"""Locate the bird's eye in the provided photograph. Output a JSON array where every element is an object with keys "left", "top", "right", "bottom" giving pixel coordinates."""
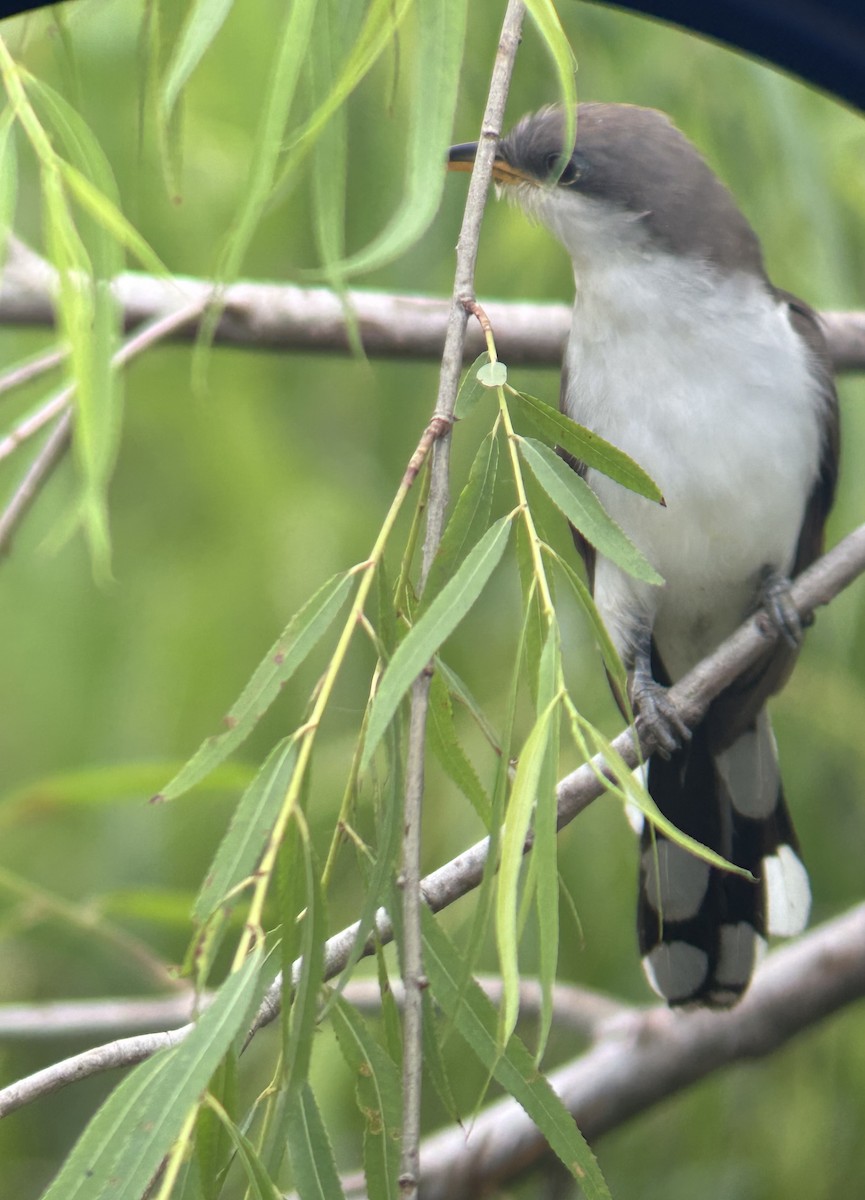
[{"left": 545, "top": 152, "right": 580, "bottom": 185}]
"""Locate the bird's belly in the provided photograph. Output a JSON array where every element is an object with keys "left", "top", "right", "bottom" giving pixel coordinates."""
[{"left": 566, "top": 293, "right": 823, "bottom": 679}]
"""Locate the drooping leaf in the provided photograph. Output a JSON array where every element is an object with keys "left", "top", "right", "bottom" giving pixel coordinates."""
[
  {"left": 201, "top": 1093, "right": 282, "bottom": 1200},
  {"left": 422, "top": 428, "right": 499, "bottom": 609},
  {"left": 161, "top": 0, "right": 235, "bottom": 123},
  {"left": 283, "top": 822, "right": 327, "bottom": 1096},
  {"left": 362, "top": 515, "right": 512, "bottom": 771},
  {"left": 194, "top": 740, "right": 299, "bottom": 924},
  {"left": 532, "top": 630, "right": 562, "bottom": 1061},
  {"left": 286, "top": 1082, "right": 347, "bottom": 1200},
  {"left": 496, "top": 693, "right": 560, "bottom": 1043},
  {"left": 510, "top": 389, "right": 662, "bottom": 502},
  {"left": 423, "top": 912, "right": 611, "bottom": 1200},
  {"left": 518, "top": 437, "right": 663, "bottom": 585},
  {"left": 427, "top": 669, "right": 491, "bottom": 825},
  {"left": 453, "top": 352, "right": 492, "bottom": 420},
  {"left": 157, "top": 571, "right": 352, "bottom": 801},
  {"left": 331, "top": 998, "right": 402, "bottom": 1200},
  {"left": 330, "top": 0, "right": 468, "bottom": 276},
  {"left": 41, "top": 950, "right": 263, "bottom": 1200}
]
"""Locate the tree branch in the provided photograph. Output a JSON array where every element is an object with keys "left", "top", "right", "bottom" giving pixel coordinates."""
[
  {"left": 2, "top": 238, "right": 864, "bottom": 371},
  {"left": 1, "top": 520, "right": 862, "bottom": 1121}
]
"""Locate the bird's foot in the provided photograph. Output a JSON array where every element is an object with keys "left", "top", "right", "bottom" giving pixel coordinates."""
[
  {"left": 756, "top": 567, "right": 807, "bottom": 648},
  {"left": 630, "top": 673, "right": 691, "bottom": 759}
]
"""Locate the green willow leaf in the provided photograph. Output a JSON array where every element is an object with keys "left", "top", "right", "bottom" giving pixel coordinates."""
[
  {"left": 362, "top": 515, "right": 512, "bottom": 771},
  {"left": 41, "top": 950, "right": 263, "bottom": 1200},
  {"left": 422, "top": 428, "right": 499, "bottom": 609},
  {"left": 194, "top": 740, "right": 298, "bottom": 923},
  {"left": 0, "top": 109, "right": 18, "bottom": 271},
  {"left": 523, "top": 0, "right": 577, "bottom": 154},
  {"left": 202, "top": 1094, "right": 282, "bottom": 1200},
  {"left": 548, "top": 546, "right": 629, "bottom": 707},
  {"left": 332, "top": 0, "right": 467, "bottom": 276},
  {"left": 453, "top": 352, "right": 492, "bottom": 420},
  {"left": 286, "top": 1082, "right": 347, "bottom": 1200},
  {"left": 331, "top": 998, "right": 401, "bottom": 1200},
  {"left": 564, "top": 701, "right": 751, "bottom": 879},
  {"left": 283, "top": 829, "right": 326, "bottom": 1096},
  {"left": 510, "top": 389, "right": 662, "bottom": 502},
  {"left": 423, "top": 911, "right": 611, "bottom": 1200},
  {"left": 158, "top": 571, "right": 352, "bottom": 801},
  {"left": 496, "top": 693, "right": 559, "bottom": 1043},
  {"left": 161, "top": 0, "right": 235, "bottom": 122},
  {"left": 518, "top": 437, "right": 663, "bottom": 585},
  {"left": 427, "top": 669, "right": 491, "bottom": 825},
  {"left": 532, "top": 630, "right": 562, "bottom": 1061}
]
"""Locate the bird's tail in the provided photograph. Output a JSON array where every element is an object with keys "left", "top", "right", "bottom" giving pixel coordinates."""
[{"left": 637, "top": 708, "right": 810, "bottom": 1007}]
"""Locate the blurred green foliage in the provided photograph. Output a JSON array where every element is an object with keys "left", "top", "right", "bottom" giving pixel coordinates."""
[{"left": 0, "top": 1, "right": 864, "bottom": 1196}]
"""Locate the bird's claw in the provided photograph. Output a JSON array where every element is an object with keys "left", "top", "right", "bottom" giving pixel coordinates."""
[
  {"left": 757, "top": 567, "right": 803, "bottom": 648},
  {"left": 631, "top": 678, "right": 691, "bottom": 759}
]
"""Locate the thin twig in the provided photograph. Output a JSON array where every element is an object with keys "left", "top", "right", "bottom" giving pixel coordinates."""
[
  {"left": 0, "top": 298, "right": 208, "bottom": 556},
  {"left": 398, "top": 6, "right": 527, "bottom": 1194},
  {"left": 0, "top": 343, "right": 66, "bottom": 400},
  {"left": 2, "top": 520, "right": 862, "bottom": 1120},
  {"left": 0, "top": 978, "right": 625, "bottom": 1042}
]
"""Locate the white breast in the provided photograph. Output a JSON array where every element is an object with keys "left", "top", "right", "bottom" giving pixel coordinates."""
[{"left": 560, "top": 251, "right": 824, "bottom": 679}]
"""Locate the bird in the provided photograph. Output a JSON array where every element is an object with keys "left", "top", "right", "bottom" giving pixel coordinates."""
[{"left": 448, "top": 103, "right": 839, "bottom": 1007}]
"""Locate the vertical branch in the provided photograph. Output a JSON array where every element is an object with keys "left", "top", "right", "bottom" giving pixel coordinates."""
[{"left": 397, "top": 3, "right": 527, "bottom": 1196}]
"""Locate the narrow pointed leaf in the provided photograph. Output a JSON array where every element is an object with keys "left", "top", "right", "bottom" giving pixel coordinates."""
[
  {"left": 331, "top": 998, "right": 401, "bottom": 1200},
  {"left": 423, "top": 912, "right": 611, "bottom": 1199},
  {"left": 333, "top": 0, "right": 467, "bottom": 276},
  {"left": 194, "top": 740, "right": 298, "bottom": 922},
  {"left": 362, "top": 516, "right": 512, "bottom": 771},
  {"left": 565, "top": 701, "right": 752, "bottom": 878},
  {"left": 427, "top": 670, "right": 491, "bottom": 825},
  {"left": 422, "top": 428, "right": 499, "bottom": 609},
  {"left": 161, "top": 0, "right": 235, "bottom": 121},
  {"left": 158, "top": 572, "right": 352, "bottom": 800},
  {"left": 453, "top": 352, "right": 492, "bottom": 420},
  {"left": 202, "top": 1095, "right": 282, "bottom": 1200},
  {"left": 286, "top": 1082, "right": 346, "bottom": 1200},
  {"left": 518, "top": 437, "right": 662, "bottom": 584},
  {"left": 510, "top": 389, "right": 662, "bottom": 501},
  {"left": 524, "top": 1, "right": 577, "bottom": 140},
  {"left": 41, "top": 950, "right": 263, "bottom": 1200},
  {"left": 497, "top": 695, "right": 559, "bottom": 1042}
]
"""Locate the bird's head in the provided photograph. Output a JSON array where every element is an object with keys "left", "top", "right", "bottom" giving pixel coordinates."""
[{"left": 449, "top": 103, "right": 765, "bottom": 278}]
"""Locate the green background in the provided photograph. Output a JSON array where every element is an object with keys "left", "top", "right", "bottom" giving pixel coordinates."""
[{"left": 0, "top": 1, "right": 864, "bottom": 1195}]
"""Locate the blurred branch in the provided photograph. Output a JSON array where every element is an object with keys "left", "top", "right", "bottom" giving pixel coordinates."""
[
  {"left": 0, "top": 978, "right": 624, "bottom": 1042},
  {"left": 3, "top": 237, "right": 864, "bottom": 371},
  {"left": 0, "top": 297, "right": 207, "bottom": 556},
  {"left": 1, "top": 519, "right": 863, "bottom": 1122},
  {"left": 407, "top": 903, "right": 865, "bottom": 1200}
]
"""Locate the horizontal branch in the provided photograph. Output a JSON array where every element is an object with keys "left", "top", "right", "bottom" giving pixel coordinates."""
[
  {"left": 2, "top": 520, "right": 862, "bottom": 1121},
  {"left": 2, "top": 238, "right": 865, "bottom": 371},
  {"left": 0, "top": 978, "right": 624, "bottom": 1043}
]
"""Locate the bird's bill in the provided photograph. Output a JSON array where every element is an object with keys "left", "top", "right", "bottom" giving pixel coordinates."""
[{"left": 447, "top": 142, "right": 533, "bottom": 185}]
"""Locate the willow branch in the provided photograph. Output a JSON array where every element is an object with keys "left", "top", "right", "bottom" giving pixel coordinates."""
[
  {"left": 2, "top": 239, "right": 864, "bottom": 371},
  {"left": 1, "top": 520, "right": 862, "bottom": 1120},
  {"left": 398, "top": 5, "right": 526, "bottom": 1193}
]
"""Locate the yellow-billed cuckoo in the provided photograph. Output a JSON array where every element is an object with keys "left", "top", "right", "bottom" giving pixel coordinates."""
[{"left": 448, "top": 103, "right": 839, "bottom": 1007}]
